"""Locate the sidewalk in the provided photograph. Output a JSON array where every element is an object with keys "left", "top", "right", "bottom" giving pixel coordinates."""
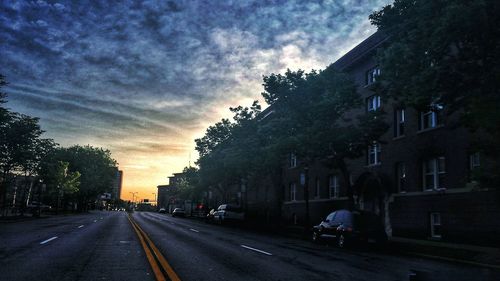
[
  {"left": 0, "top": 213, "right": 39, "bottom": 223},
  {"left": 389, "top": 236, "right": 500, "bottom": 269},
  {"left": 277, "top": 223, "right": 500, "bottom": 268}
]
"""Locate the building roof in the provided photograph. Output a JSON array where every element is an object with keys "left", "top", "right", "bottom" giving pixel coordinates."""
[{"left": 330, "top": 30, "right": 388, "bottom": 71}]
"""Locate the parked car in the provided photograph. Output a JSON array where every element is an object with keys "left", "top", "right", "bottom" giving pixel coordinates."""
[
  {"left": 172, "top": 208, "right": 185, "bottom": 217},
  {"left": 158, "top": 208, "right": 166, "bottom": 213},
  {"left": 213, "top": 204, "right": 244, "bottom": 224},
  {"left": 312, "top": 209, "right": 387, "bottom": 248}
]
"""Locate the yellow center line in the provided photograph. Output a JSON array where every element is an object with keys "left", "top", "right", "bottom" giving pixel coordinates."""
[
  {"left": 128, "top": 214, "right": 182, "bottom": 281},
  {"left": 127, "top": 215, "right": 167, "bottom": 281}
]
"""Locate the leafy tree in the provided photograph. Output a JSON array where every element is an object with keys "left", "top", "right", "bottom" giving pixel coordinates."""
[
  {"left": 260, "top": 68, "right": 388, "bottom": 208},
  {"left": 370, "top": 0, "right": 500, "bottom": 185},
  {"left": 0, "top": 74, "right": 9, "bottom": 124},
  {"left": 48, "top": 161, "right": 80, "bottom": 194},
  {"left": 195, "top": 101, "right": 263, "bottom": 203},
  {"left": 0, "top": 74, "right": 59, "bottom": 214},
  {"left": 42, "top": 145, "right": 117, "bottom": 211},
  {"left": 176, "top": 166, "right": 201, "bottom": 201}
]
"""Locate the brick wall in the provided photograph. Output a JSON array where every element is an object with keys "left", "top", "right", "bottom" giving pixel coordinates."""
[{"left": 390, "top": 190, "right": 500, "bottom": 245}]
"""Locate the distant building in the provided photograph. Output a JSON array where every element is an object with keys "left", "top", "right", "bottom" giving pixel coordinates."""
[
  {"left": 111, "top": 168, "right": 123, "bottom": 200},
  {"left": 157, "top": 172, "right": 185, "bottom": 212}
]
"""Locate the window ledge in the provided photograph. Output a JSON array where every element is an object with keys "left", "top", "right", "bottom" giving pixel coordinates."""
[
  {"left": 417, "top": 125, "right": 444, "bottom": 135},
  {"left": 366, "top": 163, "right": 382, "bottom": 168},
  {"left": 392, "top": 135, "right": 406, "bottom": 141}
]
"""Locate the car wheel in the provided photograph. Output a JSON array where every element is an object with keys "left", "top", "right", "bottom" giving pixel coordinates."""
[{"left": 337, "top": 233, "right": 346, "bottom": 248}]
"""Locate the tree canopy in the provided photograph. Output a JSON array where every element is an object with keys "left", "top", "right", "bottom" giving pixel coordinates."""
[
  {"left": 370, "top": 0, "right": 500, "bottom": 185},
  {"left": 196, "top": 67, "right": 388, "bottom": 208},
  {"left": 41, "top": 145, "right": 117, "bottom": 210}
]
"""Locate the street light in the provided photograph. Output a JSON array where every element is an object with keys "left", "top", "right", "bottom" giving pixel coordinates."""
[
  {"left": 152, "top": 193, "right": 157, "bottom": 207},
  {"left": 129, "top": 192, "right": 138, "bottom": 203},
  {"left": 129, "top": 192, "right": 138, "bottom": 210}
]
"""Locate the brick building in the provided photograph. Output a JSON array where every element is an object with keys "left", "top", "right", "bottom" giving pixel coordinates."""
[{"left": 279, "top": 31, "right": 500, "bottom": 245}]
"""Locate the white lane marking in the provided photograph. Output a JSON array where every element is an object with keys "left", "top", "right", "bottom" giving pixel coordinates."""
[
  {"left": 93, "top": 220, "right": 97, "bottom": 222},
  {"left": 40, "top": 236, "right": 58, "bottom": 245},
  {"left": 78, "top": 225, "right": 84, "bottom": 228},
  {"left": 189, "top": 228, "right": 199, "bottom": 233},
  {"left": 100, "top": 217, "right": 103, "bottom": 220},
  {"left": 240, "top": 245, "right": 272, "bottom": 256}
]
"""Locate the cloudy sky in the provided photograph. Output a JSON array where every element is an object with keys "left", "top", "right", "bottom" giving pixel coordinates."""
[{"left": 0, "top": 0, "right": 391, "bottom": 201}]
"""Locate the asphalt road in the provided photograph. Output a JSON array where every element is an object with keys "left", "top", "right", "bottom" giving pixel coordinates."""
[
  {"left": 1, "top": 211, "right": 499, "bottom": 281},
  {"left": 132, "top": 211, "right": 500, "bottom": 281},
  {"left": 0, "top": 211, "right": 154, "bottom": 281}
]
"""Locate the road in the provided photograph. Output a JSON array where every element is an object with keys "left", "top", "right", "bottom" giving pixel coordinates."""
[{"left": 1, "top": 211, "right": 499, "bottom": 281}]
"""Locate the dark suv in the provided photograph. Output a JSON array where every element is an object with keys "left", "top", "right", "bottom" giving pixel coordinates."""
[{"left": 312, "top": 209, "right": 387, "bottom": 248}]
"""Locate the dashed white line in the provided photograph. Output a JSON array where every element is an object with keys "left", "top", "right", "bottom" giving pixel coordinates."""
[
  {"left": 78, "top": 225, "right": 84, "bottom": 228},
  {"left": 93, "top": 220, "right": 97, "bottom": 223},
  {"left": 40, "top": 236, "right": 58, "bottom": 245},
  {"left": 240, "top": 245, "right": 272, "bottom": 256},
  {"left": 189, "top": 228, "right": 199, "bottom": 233}
]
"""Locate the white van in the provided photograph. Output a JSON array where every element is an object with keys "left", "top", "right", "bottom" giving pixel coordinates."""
[{"left": 214, "top": 204, "right": 245, "bottom": 224}]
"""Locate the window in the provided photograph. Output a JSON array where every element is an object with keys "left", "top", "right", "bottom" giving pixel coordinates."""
[
  {"left": 315, "top": 178, "right": 320, "bottom": 198},
  {"left": 366, "top": 66, "right": 380, "bottom": 85},
  {"left": 469, "top": 152, "right": 480, "bottom": 170},
  {"left": 367, "top": 142, "right": 381, "bottom": 165},
  {"left": 394, "top": 108, "right": 405, "bottom": 137},
  {"left": 396, "top": 162, "right": 406, "bottom": 192},
  {"left": 430, "top": 212, "right": 442, "bottom": 238},
  {"left": 289, "top": 183, "right": 296, "bottom": 201},
  {"left": 423, "top": 157, "right": 446, "bottom": 190},
  {"left": 367, "top": 95, "right": 381, "bottom": 112},
  {"left": 329, "top": 175, "right": 339, "bottom": 198},
  {"left": 289, "top": 152, "right": 297, "bottom": 168},
  {"left": 419, "top": 104, "right": 443, "bottom": 130}
]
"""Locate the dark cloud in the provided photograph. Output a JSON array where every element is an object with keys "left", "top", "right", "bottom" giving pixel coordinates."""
[{"left": 0, "top": 0, "right": 391, "bottom": 190}]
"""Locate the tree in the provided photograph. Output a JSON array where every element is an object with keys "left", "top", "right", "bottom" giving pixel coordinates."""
[
  {"left": 0, "top": 74, "right": 59, "bottom": 214},
  {"left": 260, "top": 68, "right": 389, "bottom": 209},
  {"left": 195, "top": 101, "right": 263, "bottom": 203},
  {"left": 42, "top": 145, "right": 117, "bottom": 211},
  {"left": 176, "top": 166, "right": 201, "bottom": 201},
  {"left": 370, "top": 0, "right": 500, "bottom": 185},
  {"left": 50, "top": 161, "right": 80, "bottom": 214},
  {"left": 0, "top": 74, "right": 9, "bottom": 124}
]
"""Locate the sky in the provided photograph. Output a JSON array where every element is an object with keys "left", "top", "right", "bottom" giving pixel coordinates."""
[{"left": 0, "top": 0, "right": 391, "bottom": 202}]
